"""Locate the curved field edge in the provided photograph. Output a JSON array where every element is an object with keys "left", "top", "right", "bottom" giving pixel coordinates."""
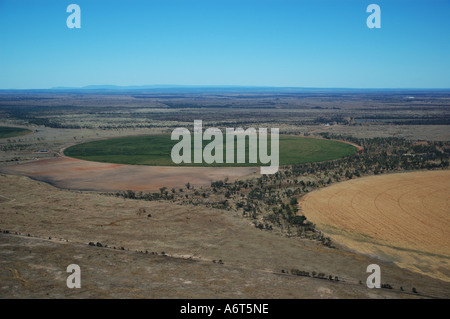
[
  {"left": 63, "top": 135, "right": 357, "bottom": 167},
  {"left": 0, "top": 126, "right": 32, "bottom": 139},
  {"left": 300, "top": 170, "right": 450, "bottom": 282}
]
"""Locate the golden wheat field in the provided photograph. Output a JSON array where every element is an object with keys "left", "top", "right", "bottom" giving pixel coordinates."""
[{"left": 300, "top": 170, "right": 450, "bottom": 282}]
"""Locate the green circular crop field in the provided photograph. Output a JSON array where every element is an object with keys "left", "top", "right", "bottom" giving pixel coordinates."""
[
  {"left": 64, "top": 135, "right": 357, "bottom": 167},
  {"left": 0, "top": 126, "right": 31, "bottom": 139}
]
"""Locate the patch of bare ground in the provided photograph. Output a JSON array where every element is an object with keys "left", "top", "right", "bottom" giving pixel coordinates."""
[
  {"left": 0, "top": 157, "right": 258, "bottom": 192},
  {"left": 1, "top": 174, "right": 449, "bottom": 298},
  {"left": 301, "top": 170, "right": 450, "bottom": 283}
]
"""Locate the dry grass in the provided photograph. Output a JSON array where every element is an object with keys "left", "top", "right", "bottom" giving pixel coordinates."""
[{"left": 1, "top": 174, "right": 448, "bottom": 298}]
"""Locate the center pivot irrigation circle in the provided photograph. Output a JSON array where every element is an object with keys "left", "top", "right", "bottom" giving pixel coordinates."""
[{"left": 64, "top": 135, "right": 358, "bottom": 167}]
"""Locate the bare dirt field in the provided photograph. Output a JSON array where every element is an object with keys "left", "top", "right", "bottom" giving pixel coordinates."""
[
  {"left": 0, "top": 157, "right": 258, "bottom": 192},
  {"left": 1, "top": 174, "right": 449, "bottom": 298},
  {"left": 300, "top": 170, "right": 450, "bottom": 282}
]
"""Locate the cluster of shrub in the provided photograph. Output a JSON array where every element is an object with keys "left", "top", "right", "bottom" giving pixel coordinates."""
[{"left": 285, "top": 268, "right": 339, "bottom": 282}]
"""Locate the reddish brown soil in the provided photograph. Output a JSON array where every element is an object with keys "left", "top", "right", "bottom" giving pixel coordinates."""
[{"left": 0, "top": 157, "right": 258, "bottom": 192}]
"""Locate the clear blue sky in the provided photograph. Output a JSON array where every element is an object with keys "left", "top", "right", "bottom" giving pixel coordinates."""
[{"left": 0, "top": 0, "right": 449, "bottom": 89}]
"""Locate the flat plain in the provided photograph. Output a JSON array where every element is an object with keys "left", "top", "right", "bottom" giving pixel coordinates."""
[{"left": 0, "top": 89, "right": 449, "bottom": 298}]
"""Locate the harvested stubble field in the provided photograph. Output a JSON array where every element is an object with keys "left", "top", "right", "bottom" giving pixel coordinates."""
[{"left": 301, "top": 170, "right": 450, "bottom": 282}]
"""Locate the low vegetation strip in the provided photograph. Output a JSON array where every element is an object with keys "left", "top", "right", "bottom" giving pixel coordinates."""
[{"left": 64, "top": 135, "right": 357, "bottom": 167}]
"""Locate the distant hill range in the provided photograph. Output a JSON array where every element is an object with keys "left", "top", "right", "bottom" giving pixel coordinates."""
[
  {"left": 52, "top": 85, "right": 191, "bottom": 90},
  {"left": 52, "top": 84, "right": 313, "bottom": 91},
  {"left": 47, "top": 85, "right": 357, "bottom": 93}
]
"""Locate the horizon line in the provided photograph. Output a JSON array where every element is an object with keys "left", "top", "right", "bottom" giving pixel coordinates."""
[{"left": 1, "top": 84, "right": 450, "bottom": 91}]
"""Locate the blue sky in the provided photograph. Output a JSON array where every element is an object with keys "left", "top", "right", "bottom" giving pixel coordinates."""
[{"left": 0, "top": 0, "right": 449, "bottom": 89}]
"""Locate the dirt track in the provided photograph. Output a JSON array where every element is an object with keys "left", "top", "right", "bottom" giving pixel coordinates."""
[
  {"left": 0, "top": 157, "right": 258, "bottom": 192},
  {"left": 300, "top": 170, "right": 450, "bottom": 282}
]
